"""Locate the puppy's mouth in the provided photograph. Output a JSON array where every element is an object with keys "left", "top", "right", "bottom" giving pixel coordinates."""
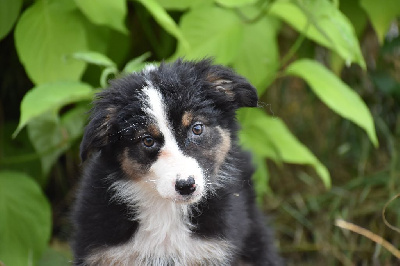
[{"left": 171, "top": 191, "right": 204, "bottom": 204}]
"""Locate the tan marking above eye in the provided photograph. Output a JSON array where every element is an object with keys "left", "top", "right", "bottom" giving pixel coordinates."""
[
  {"left": 182, "top": 111, "right": 194, "bottom": 127},
  {"left": 147, "top": 124, "right": 161, "bottom": 137}
]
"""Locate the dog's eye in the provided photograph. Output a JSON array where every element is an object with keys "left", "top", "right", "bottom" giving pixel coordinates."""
[
  {"left": 192, "top": 124, "right": 203, "bottom": 135},
  {"left": 142, "top": 136, "right": 155, "bottom": 147}
]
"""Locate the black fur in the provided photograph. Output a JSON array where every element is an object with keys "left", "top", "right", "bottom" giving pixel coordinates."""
[{"left": 72, "top": 59, "right": 282, "bottom": 265}]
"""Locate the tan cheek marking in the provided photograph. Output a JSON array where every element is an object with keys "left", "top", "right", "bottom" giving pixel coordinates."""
[
  {"left": 214, "top": 127, "right": 231, "bottom": 170},
  {"left": 182, "top": 111, "right": 194, "bottom": 127},
  {"left": 120, "top": 148, "right": 145, "bottom": 179}
]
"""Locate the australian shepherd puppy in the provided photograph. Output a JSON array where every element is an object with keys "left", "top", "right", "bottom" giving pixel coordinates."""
[{"left": 72, "top": 59, "right": 282, "bottom": 265}]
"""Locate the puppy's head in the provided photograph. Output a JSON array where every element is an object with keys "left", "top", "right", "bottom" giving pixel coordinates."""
[{"left": 81, "top": 59, "right": 258, "bottom": 203}]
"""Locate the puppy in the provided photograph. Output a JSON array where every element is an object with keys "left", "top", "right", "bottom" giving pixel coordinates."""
[{"left": 71, "top": 59, "right": 282, "bottom": 265}]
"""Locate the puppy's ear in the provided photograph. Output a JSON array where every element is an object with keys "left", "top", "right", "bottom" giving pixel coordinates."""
[
  {"left": 206, "top": 65, "right": 258, "bottom": 108},
  {"left": 80, "top": 107, "right": 115, "bottom": 162}
]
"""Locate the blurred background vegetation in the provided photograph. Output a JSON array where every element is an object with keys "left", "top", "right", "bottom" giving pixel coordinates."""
[{"left": 0, "top": 0, "right": 400, "bottom": 265}]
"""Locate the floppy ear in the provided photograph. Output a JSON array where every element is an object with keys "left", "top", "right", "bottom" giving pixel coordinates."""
[
  {"left": 80, "top": 107, "right": 115, "bottom": 162},
  {"left": 206, "top": 65, "right": 258, "bottom": 108}
]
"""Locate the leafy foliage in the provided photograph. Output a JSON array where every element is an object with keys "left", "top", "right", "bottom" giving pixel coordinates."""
[
  {"left": 286, "top": 59, "right": 378, "bottom": 146},
  {"left": 0, "top": 0, "right": 22, "bottom": 40},
  {"left": 0, "top": 171, "right": 51, "bottom": 266},
  {"left": 0, "top": 0, "right": 399, "bottom": 264}
]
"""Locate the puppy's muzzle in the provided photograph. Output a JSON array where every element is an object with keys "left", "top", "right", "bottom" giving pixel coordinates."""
[{"left": 175, "top": 176, "right": 196, "bottom": 195}]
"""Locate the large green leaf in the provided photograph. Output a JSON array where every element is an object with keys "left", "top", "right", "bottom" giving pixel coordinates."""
[
  {"left": 27, "top": 113, "right": 65, "bottom": 181},
  {"left": 27, "top": 106, "right": 87, "bottom": 178},
  {"left": 176, "top": 5, "right": 243, "bottom": 64},
  {"left": 269, "top": 0, "right": 365, "bottom": 68},
  {"left": 74, "top": 0, "right": 128, "bottom": 33},
  {"left": 0, "top": 171, "right": 51, "bottom": 266},
  {"left": 286, "top": 59, "right": 378, "bottom": 147},
  {"left": 232, "top": 14, "right": 279, "bottom": 94},
  {"left": 61, "top": 105, "right": 88, "bottom": 143},
  {"left": 123, "top": 52, "right": 152, "bottom": 73},
  {"left": 14, "top": 81, "right": 93, "bottom": 137},
  {"left": 215, "top": 0, "right": 257, "bottom": 8},
  {"left": 156, "top": 0, "right": 208, "bottom": 10},
  {"left": 14, "top": 0, "right": 88, "bottom": 84},
  {"left": 135, "top": 0, "right": 189, "bottom": 52},
  {"left": 0, "top": 123, "right": 42, "bottom": 183},
  {"left": 72, "top": 51, "right": 116, "bottom": 68},
  {"left": 0, "top": 0, "right": 22, "bottom": 40},
  {"left": 360, "top": 0, "right": 400, "bottom": 44},
  {"left": 239, "top": 108, "right": 331, "bottom": 187}
]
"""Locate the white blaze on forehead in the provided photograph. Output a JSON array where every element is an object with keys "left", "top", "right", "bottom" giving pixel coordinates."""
[
  {"left": 141, "top": 85, "right": 172, "bottom": 142},
  {"left": 141, "top": 84, "right": 205, "bottom": 201},
  {"left": 142, "top": 63, "right": 158, "bottom": 75}
]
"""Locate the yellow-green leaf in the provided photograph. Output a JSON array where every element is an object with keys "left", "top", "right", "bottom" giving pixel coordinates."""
[
  {"left": 13, "top": 81, "right": 93, "bottom": 137},
  {"left": 239, "top": 108, "right": 331, "bottom": 188},
  {"left": 360, "top": 0, "right": 400, "bottom": 44},
  {"left": 175, "top": 6, "right": 243, "bottom": 64},
  {"left": 0, "top": 171, "right": 51, "bottom": 266},
  {"left": 0, "top": 0, "right": 22, "bottom": 40},
  {"left": 215, "top": 0, "right": 257, "bottom": 8},
  {"left": 286, "top": 59, "right": 378, "bottom": 147},
  {"left": 15, "top": 0, "right": 88, "bottom": 84},
  {"left": 136, "top": 0, "right": 189, "bottom": 52},
  {"left": 269, "top": 0, "right": 365, "bottom": 68}
]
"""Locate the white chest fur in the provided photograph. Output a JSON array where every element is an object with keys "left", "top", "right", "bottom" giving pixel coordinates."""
[{"left": 86, "top": 180, "right": 234, "bottom": 266}]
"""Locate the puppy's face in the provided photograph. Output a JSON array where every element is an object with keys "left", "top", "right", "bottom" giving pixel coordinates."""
[{"left": 80, "top": 59, "right": 258, "bottom": 204}]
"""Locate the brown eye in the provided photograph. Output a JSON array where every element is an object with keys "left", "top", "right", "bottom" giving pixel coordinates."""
[
  {"left": 142, "top": 136, "right": 155, "bottom": 147},
  {"left": 192, "top": 124, "right": 203, "bottom": 135}
]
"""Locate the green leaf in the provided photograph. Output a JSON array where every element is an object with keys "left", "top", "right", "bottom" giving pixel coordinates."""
[
  {"left": 238, "top": 108, "right": 331, "bottom": 188},
  {"left": 14, "top": 81, "right": 93, "bottom": 137},
  {"left": 60, "top": 105, "right": 89, "bottom": 146},
  {"left": 340, "top": 0, "right": 368, "bottom": 38},
  {"left": 286, "top": 59, "right": 378, "bottom": 147},
  {"left": 74, "top": 0, "right": 128, "bottom": 33},
  {"left": 215, "top": 0, "right": 257, "bottom": 8},
  {"left": 175, "top": 5, "right": 243, "bottom": 64},
  {"left": 135, "top": 0, "right": 189, "bottom": 52},
  {"left": 269, "top": 0, "right": 365, "bottom": 68},
  {"left": 27, "top": 112, "right": 66, "bottom": 179},
  {"left": 0, "top": 0, "right": 22, "bottom": 40},
  {"left": 123, "top": 52, "right": 152, "bottom": 73},
  {"left": 156, "top": 0, "right": 209, "bottom": 10},
  {"left": 360, "top": 0, "right": 400, "bottom": 44},
  {"left": 83, "top": 21, "right": 111, "bottom": 54},
  {"left": 0, "top": 171, "right": 51, "bottom": 266},
  {"left": 72, "top": 51, "right": 116, "bottom": 68},
  {"left": 0, "top": 122, "right": 42, "bottom": 182},
  {"left": 15, "top": 0, "right": 88, "bottom": 84},
  {"left": 232, "top": 15, "right": 279, "bottom": 94},
  {"left": 27, "top": 106, "right": 88, "bottom": 178}
]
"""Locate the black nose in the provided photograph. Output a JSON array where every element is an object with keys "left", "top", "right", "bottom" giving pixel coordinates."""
[{"left": 175, "top": 176, "right": 196, "bottom": 195}]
